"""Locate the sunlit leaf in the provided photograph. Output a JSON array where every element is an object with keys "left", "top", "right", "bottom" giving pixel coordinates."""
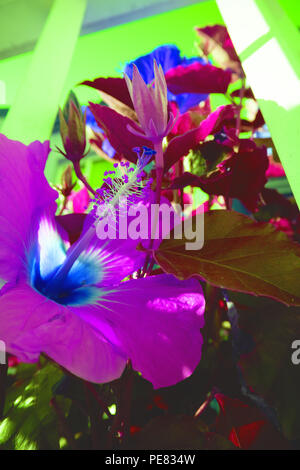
[
  {"left": 1, "top": 362, "right": 69, "bottom": 450},
  {"left": 155, "top": 210, "right": 300, "bottom": 306}
]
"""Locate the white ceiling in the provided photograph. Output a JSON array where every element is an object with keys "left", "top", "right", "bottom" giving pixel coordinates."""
[{"left": 0, "top": 0, "right": 204, "bottom": 60}]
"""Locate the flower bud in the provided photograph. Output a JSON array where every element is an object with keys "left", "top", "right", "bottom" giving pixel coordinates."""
[
  {"left": 57, "top": 98, "right": 87, "bottom": 162},
  {"left": 60, "top": 165, "right": 76, "bottom": 197}
]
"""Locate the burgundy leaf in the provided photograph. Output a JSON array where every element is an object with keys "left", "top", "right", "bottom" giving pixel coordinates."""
[
  {"left": 224, "top": 110, "right": 264, "bottom": 133},
  {"left": 171, "top": 143, "right": 269, "bottom": 211},
  {"left": 231, "top": 87, "right": 255, "bottom": 99},
  {"left": 261, "top": 188, "right": 298, "bottom": 220},
  {"left": 168, "top": 103, "right": 211, "bottom": 138},
  {"left": 223, "top": 118, "right": 262, "bottom": 133},
  {"left": 196, "top": 24, "right": 241, "bottom": 64},
  {"left": 215, "top": 394, "right": 290, "bottom": 450},
  {"left": 165, "top": 62, "right": 232, "bottom": 95},
  {"left": 252, "top": 109, "right": 265, "bottom": 128},
  {"left": 164, "top": 105, "right": 235, "bottom": 171},
  {"left": 81, "top": 77, "right": 133, "bottom": 108},
  {"left": 171, "top": 172, "right": 202, "bottom": 190},
  {"left": 88, "top": 102, "right": 152, "bottom": 163}
]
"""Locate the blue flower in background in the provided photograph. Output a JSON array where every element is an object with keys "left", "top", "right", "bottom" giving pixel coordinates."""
[
  {"left": 124, "top": 45, "right": 209, "bottom": 114},
  {"left": 83, "top": 105, "right": 100, "bottom": 131},
  {"left": 82, "top": 105, "right": 116, "bottom": 158}
]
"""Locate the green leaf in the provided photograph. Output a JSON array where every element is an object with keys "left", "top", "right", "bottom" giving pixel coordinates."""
[
  {"left": 230, "top": 292, "right": 300, "bottom": 440},
  {"left": 0, "top": 361, "right": 70, "bottom": 450},
  {"left": 154, "top": 210, "right": 300, "bottom": 306}
]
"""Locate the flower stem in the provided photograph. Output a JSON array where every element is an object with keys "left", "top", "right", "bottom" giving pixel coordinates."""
[
  {"left": 85, "top": 382, "right": 113, "bottom": 419},
  {"left": 194, "top": 388, "right": 217, "bottom": 418},
  {"left": 84, "top": 383, "right": 101, "bottom": 449},
  {"left": 235, "top": 77, "right": 246, "bottom": 137},
  {"left": 141, "top": 141, "right": 164, "bottom": 276},
  {"left": 73, "top": 160, "right": 97, "bottom": 196},
  {"left": 50, "top": 397, "right": 77, "bottom": 449},
  {"left": 58, "top": 196, "right": 68, "bottom": 215},
  {"left": 120, "top": 361, "right": 134, "bottom": 445}
]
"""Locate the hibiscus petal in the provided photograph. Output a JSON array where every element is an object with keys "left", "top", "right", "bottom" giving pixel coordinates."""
[
  {"left": 79, "top": 193, "right": 180, "bottom": 285},
  {"left": 36, "top": 217, "right": 66, "bottom": 279},
  {"left": 70, "top": 210, "right": 145, "bottom": 286},
  {"left": 75, "top": 274, "right": 205, "bottom": 388},
  {"left": 0, "top": 281, "right": 126, "bottom": 383},
  {"left": 0, "top": 136, "right": 57, "bottom": 282}
]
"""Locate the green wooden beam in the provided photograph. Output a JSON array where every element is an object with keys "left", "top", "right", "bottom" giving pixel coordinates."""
[
  {"left": 0, "top": 81, "right": 5, "bottom": 106},
  {"left": 2, "top": 0, "right": 87, "bottom": 144},
  {"left": 216, "top": 0, "right": 300, "bottom": 208}
]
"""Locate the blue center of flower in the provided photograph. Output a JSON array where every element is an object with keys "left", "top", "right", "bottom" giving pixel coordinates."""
[{"left": 29, "top": 221, "right": 103, "bottom": 306}]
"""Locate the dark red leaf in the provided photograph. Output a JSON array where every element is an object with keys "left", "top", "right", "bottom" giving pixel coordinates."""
[
  {"left": 171, "top": 171, "right": 203, "bottom": 190},
  {"left": 172, "top": 143, "right": 269, "bottom": 211},
  {"left": 223, "top": 118, "right": 261, "bottom": 132},
  {"left": 196, "top": 24, "right": 241, "bottom": 72},
  {"left": 215, "top": 393, "right": 290, "bottom": 450},
  {"left": 168, "top": 104, "right": 210, "bottom": 138},
  {"left": 201, "top": 145, "right": 268, "bottom": 211},
  {"left": 231, "top": 87, "right": 255, "bottom": 99},
  {"left": 252, "top": 109, "right": 265, "bottom": 128},
  {"left": 165, "top": 62, "right": 232, "bottom": 95},
  {"left": 261, "top": 188, "right": 298, "bottom": 220},
  {"left": 81, "top": 77, "right": 133, "bottom": 108},
  {"left": 130, "top": 426, "right": 142, "bottom": 435},
  {"left": 88, "top": 102, "right": 152, "bottom": 163},
  {"left": 164, "top": 105, "right": 235, "bottom": 171}
]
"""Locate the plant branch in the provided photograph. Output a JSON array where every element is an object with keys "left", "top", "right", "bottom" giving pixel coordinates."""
[{"left": 73, "top": 161, "right": 97, "bottom": 196}]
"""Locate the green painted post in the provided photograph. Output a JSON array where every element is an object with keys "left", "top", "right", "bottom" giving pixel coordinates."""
[
  {"left": 2, "top": 0, "right": 87, "bottom": 144},
  {"left": 216, "top": 0, "right": 300, "bottom": 208}
]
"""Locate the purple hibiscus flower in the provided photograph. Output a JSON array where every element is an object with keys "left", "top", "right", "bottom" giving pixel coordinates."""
[
  {"left": 124, "top": 45, "right": 208, "bottom": 114},
  {"left": 0, "top": 135, "right": 205, "bottom": 388}
]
